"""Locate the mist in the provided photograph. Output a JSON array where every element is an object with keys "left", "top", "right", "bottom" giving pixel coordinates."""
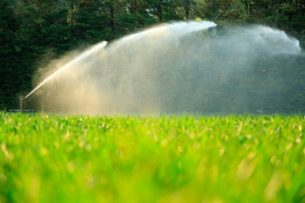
[{"left": 25, "top": 21, "right": 305, "bottom": 115}]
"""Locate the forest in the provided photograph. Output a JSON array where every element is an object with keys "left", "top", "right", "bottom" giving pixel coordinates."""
[{"left": 1, "top": 0, "right": 305, "bottom": 110}]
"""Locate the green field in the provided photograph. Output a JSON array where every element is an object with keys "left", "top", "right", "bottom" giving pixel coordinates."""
[{"left": 0, "top": 113, "right": 305, "bottom": 203}]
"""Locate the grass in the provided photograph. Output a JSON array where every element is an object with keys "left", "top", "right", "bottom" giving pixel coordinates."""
[{"left": 0, "top": 113, "right": 305, "bottom": 203}]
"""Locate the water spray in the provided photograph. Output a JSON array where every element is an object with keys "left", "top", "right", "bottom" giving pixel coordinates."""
[
  {"left": 25, "top": 21, "right": 305, "bottom": 114},
  {"left": 24, "top": 41, "right": 108, "bottom": 100}
]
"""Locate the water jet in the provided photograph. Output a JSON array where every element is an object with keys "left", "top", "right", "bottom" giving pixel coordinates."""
[{"left": 25, "top": 21, "right": 305, "bottom": 115}]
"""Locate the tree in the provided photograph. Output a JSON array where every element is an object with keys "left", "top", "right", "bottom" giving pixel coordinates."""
[{"left": 0, "top": 0, "right": 305, "bottom": 110}]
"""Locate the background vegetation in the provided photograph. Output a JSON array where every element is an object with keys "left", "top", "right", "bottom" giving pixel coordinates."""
[{"left": 0, "top": 0, "right": 305, "bottom": 109}]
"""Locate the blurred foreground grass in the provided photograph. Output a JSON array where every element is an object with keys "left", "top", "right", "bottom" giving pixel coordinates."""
[{"left": 0, "top": 113, "right": 305, "bottom": 203}]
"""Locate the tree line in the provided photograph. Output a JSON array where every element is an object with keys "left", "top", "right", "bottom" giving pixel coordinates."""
[{"left": 1, "top": 0, "right": 305, "bottom": 109}]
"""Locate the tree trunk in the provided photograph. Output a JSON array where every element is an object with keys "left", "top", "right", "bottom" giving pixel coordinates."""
[
  {"left": 157, "top": 4, "right": 162, "bottom": 21},
  {"left": 109, "top": 4, "right": 115, "bottom": 32},
  {"left": 184, "top": 0, "right": 190, "bottom": 19}
]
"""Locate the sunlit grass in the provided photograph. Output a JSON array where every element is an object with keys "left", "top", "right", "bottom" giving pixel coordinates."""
[{"left": 0, "top": 113, "right": 305, "bottom": 202}]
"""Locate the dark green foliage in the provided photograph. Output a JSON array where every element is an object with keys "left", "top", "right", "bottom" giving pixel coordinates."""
[{"left": 0, "top": 0, "right": 305, "bottom": 110}]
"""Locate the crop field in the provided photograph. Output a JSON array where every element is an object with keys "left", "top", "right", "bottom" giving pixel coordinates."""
[{"left": 0, "top": 113, "right": 305, "bottom": 203}]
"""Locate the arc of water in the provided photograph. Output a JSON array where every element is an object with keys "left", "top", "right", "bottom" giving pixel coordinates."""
[{"left": 24, "top": 41, "right": 108, "bottom": 100}]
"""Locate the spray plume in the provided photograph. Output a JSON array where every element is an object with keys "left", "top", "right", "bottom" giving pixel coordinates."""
[
  {"left": 24, "top": 41, "right": 108, "bottom": 100},
  {"left": 25, "top": 21, "right": 305, "bottom": 115}
]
